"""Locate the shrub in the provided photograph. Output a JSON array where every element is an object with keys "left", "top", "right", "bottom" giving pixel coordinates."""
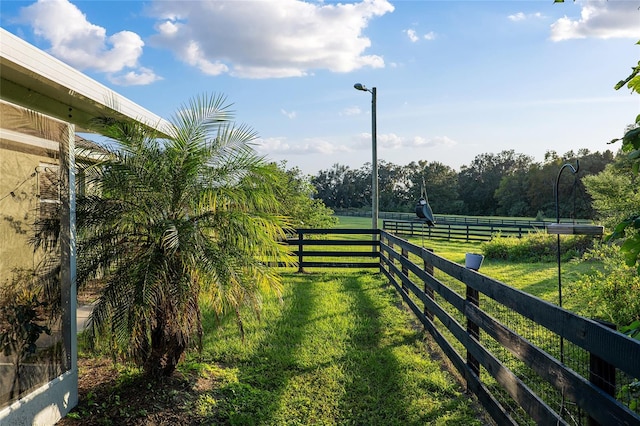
[
  {"left": 482, "top": 231, "right": 595, "bottom": 263},
  {"left": 567, "top": 244, "right": 640, "bottom": 328}
]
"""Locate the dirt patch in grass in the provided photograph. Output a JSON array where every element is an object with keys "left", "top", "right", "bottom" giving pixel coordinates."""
[{"left": 57, "top": 358, "right": 209, "bottom": 425}]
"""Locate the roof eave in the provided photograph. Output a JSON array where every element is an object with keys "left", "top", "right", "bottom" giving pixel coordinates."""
[{"left": 0, "top": 28, "right": 171, "bottom": 137}]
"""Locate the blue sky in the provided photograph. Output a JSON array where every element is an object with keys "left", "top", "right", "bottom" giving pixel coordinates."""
[{"left": 1, "top": 0, "right": 639, "bottom": 175}]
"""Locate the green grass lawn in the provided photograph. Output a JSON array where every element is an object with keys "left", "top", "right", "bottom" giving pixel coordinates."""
[
  {"left": 332, "top": 215, "right": 611, "bottom": 424},
  {"left": 190, "top": 271, "right": 484, "bottom": 425},
  {"left": 69, "top": 215, "right": 605, "bottom": 424},
  {"left": 334, "top": 215, "right": 598, "bottom": 309}
]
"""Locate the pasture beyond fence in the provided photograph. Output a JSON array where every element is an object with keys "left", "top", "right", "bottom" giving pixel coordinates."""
[
  {"left": 337, "top": 210, "right": 597, "bottom": 242},
  {"left": 287, "top": 228, "right": 640, "bottom": 426}
]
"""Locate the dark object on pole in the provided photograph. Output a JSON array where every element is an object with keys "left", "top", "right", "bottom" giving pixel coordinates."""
[
  {"left": 415, "top": 198, "right": 435, "bottom": 226},
  {"left": 415, "top": 181, "right": 435, "bottom": 226}
]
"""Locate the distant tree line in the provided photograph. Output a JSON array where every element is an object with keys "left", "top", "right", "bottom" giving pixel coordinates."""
[{"left": 311, "top": 148, "right": 616, "bottom": 220}]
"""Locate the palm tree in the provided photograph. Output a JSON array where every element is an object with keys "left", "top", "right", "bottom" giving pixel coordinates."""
[{"left": 77, "top": 93, "right": 294, "bottom": 376}]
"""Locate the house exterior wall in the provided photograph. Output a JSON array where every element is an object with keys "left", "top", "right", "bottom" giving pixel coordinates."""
[
  {"left": 1, "top": 27, "right": 167, "bottom": 425},
  {"left": 0, "top": 100, "right": 77, "bottom": 425}
]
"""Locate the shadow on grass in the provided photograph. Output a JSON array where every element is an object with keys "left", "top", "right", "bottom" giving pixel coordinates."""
[
  {"left": 198, "top": 273, "right": 317, "bottom": 425},
  {"left": 337, "top": 274, "right": 411, "bottom": 424},
  {"left": 337, "top": 275, "right": 470, "bottom": 425},
  {"left": 196, "top": 272, "right": 479, "bottom": 425}
]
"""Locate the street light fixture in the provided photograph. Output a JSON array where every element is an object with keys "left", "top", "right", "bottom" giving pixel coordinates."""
[{"left": 353, "top": 83, "right": 378, "bottom": 233}]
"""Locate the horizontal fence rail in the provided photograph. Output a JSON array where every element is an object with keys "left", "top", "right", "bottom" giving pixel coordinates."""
[
  {"left": 382, "top": 219, "right": 542, "bottom": 242},
  {"left": 286, "top": 228, "right": 380, "bottom": 272},
  {"left": 378, "top": 230, "right": 640, "bottom": 426},
  {"left": 336, "top": 210, "right": 556, "bottom": 228}
]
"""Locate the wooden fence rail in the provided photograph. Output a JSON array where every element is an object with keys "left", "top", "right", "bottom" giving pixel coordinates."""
[
  {"left": 283, "top": 228, "right": 640, "bottom": 425},
  {"left": 379, "top": 230, "right": 640, "bottom": 426},
  {"left": 382, "top": 219, "right": 544, "bottom": 242},
  {"left": 337, "top": 210, "right": 555, "bottom": 227},
  {"left": 286, "top": 228, "right": 380, "bottom": 272}
]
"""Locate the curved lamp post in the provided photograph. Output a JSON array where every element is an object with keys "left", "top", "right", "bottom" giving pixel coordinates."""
[
  {"left": 547, "top": 160, "right": 604, "bottom": 364},
  {"left": 353, "top": 83, "right": 378, "bottom": 232},
  {"left": 554, "top": 160, "right": 579, "bottom": 311},
  {"left": 553, "top": 161, "right": 578, "bottom": 364}
]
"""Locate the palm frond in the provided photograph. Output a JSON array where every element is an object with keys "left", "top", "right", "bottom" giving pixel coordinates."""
[{"left": 78, "top": 93, "right": 292, "bottom": 375}]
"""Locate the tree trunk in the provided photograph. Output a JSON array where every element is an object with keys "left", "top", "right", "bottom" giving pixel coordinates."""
[
  {"left": 9, "top": 358, "right": 21, "bottom": 400},
  {"left": 143, "top": 312, "right": 187, "bottom": 377}
]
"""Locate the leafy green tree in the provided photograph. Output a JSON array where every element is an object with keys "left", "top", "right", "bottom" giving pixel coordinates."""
[
  {"left": 377, "top": 160, "right": 410, "bottom": 212},
  {"left": 269, "top": 162, "right": 337, "bottom": 229},
  {"left": 583, "top": 156, "right": 640, "bottom": 228},
  {"left": 458, "top": 150, "right": 533, "bottom": 216},
  {"left": 522, "top": 150, "right": 613, "bottom": 220},
  {"left": 312, "top": 164, "right": 367, "bottom": 209},
  {"left": 608, "top": 48, "right": 640, "bottom": 272},
  {"left": 494, "top": 166, "right": 534, "bottom": 217},
  {"left": 405, "top": 161, "right": 461, "bottom": 214},
  {"left": 77, "top": 94, "right": 294, "bottom": 376}
]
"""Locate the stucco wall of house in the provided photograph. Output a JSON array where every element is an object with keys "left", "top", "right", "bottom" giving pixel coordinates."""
[
  {"left": 0, "top": 141, "right": 53, "bottom": 275},
  {"left": 0, "top": 100, "right": 77, "bottom": 425}
]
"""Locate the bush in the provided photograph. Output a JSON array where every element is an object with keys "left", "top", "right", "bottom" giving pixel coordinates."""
[
  {"left": 567, "top": 244, "right": 640, "bottom": 328},
  {"left": 482, "top": 231, "right": 595, "bottom": 263}
]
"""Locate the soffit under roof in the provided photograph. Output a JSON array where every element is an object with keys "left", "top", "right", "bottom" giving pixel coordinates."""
[{"left": 0, "top": 28, "right": 170, "bottom": 136}]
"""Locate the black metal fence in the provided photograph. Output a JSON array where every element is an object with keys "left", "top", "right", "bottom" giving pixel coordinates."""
[{"left": 284, "top": 228, "right": 640, "bottom": 426}]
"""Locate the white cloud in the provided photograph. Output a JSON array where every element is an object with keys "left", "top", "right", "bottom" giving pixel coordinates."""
[
  {"left": 255, "top": 137, "right": 351, "bottom": 155},
  {"left": 182, "top": 40, "right": 229, "bottom": 76},
  {"left": 423, "top": 31, "right": 436, "bottom": 41},
  {"left": 405, "top": 28, "right": 436, "bottom": 42},
  {"left": 19, "top": 0, "right": 160, "bottom": 85},
  {"left": 509, "top": 11, "right": 544, "bottom": 22},
  {"left": 406, "top": 29, "right": 419, "bottom": 42},
  {"left": 341, "top": 106, "right": 362, "bottom": 116},
  {"left": 354, "top": 133, "right": 457, "bottom": 150},
  {"left": 550, "top": 1, "right": 640, "bottom": 41},
  {"left": 108, "top": 67, "right": 164, "bottom": 86},
  {"left": 149, "top": 0, "right": 395, "bottom": 79},
  {"left": 281, "top": 109, "right": 297, "bottom": 119}
]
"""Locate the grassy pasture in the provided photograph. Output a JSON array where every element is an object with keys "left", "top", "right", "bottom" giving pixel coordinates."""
[
  {"left": 67, "top": 214, "right": 609, "bottom": 424},
  {"left": 334, "top": 215, "right": 598, "bottom": 310},
  {"left": 189, "top": 271, "right": 484, "bottom": 425},
  {"left": 333, "top": 216, "right": 616, "bottom": 424}
]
